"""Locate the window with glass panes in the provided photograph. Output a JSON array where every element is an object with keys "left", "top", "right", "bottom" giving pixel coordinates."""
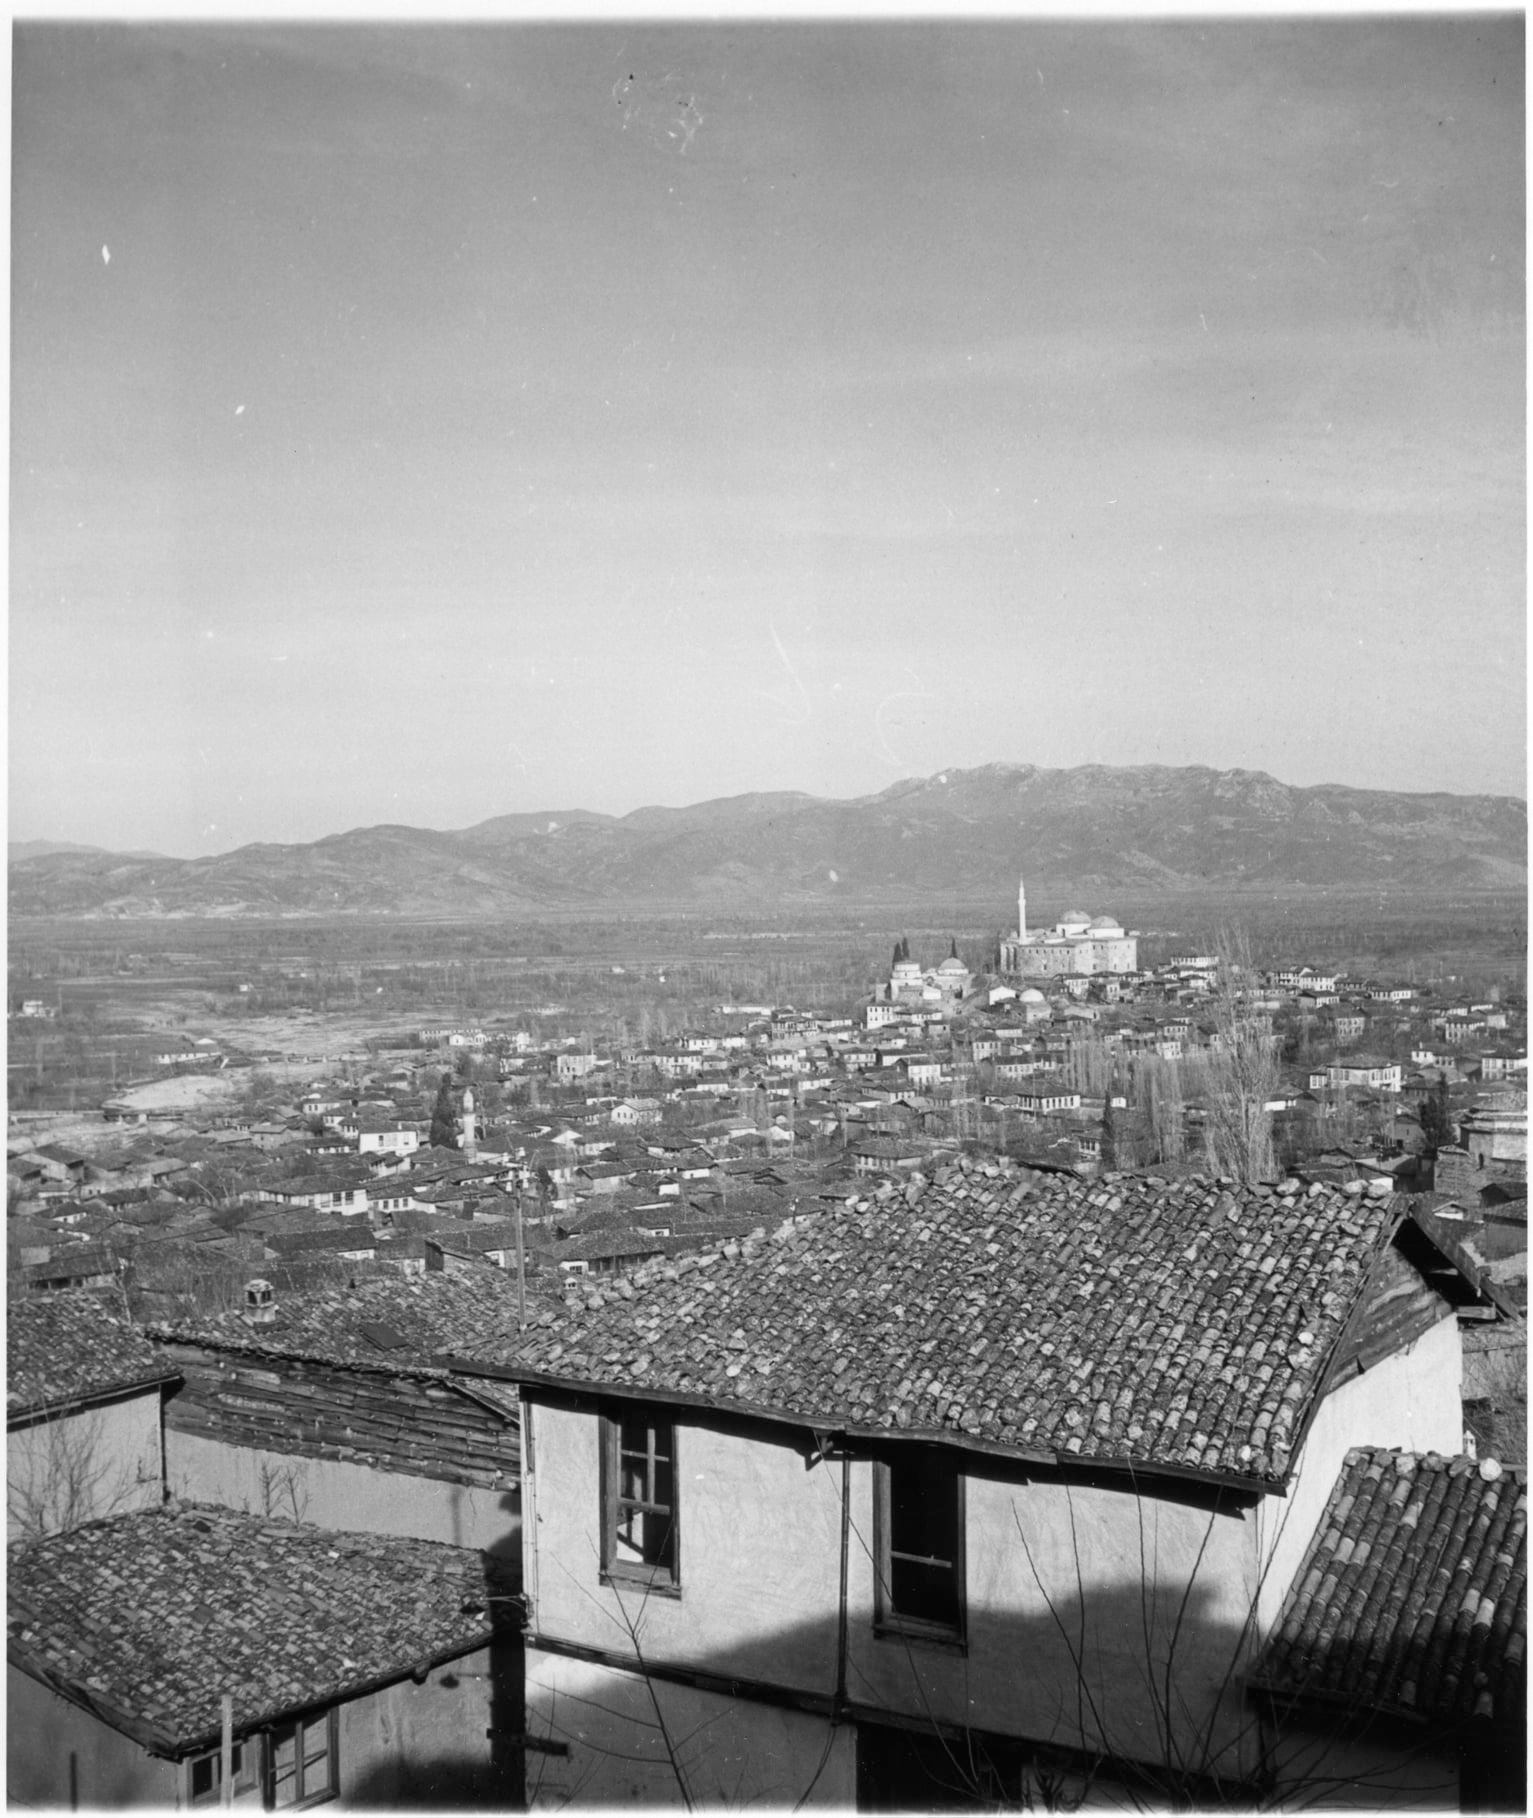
[
  {"left": 185, "top": 1712, "right": 336, "bottom": 1812},
  {"left": 266, "top": 1711, "right": 337, "bottom": 1808},
  {"left": 875, "top": 1447, "right": 965, "bottom": 1641},
  {"left": 601, "top": 1406, "right": 678, "bottom": 1588},
  {"left": 188, "top": 1739, "right": 259, "bottom": 1807}
]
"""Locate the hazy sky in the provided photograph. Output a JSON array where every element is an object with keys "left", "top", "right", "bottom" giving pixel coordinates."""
[{"left": 10, "top": 17, "right": 1525, "bottom": 856}]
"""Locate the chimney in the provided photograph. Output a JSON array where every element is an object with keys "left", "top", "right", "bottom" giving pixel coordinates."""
[{"left": 243, "top": 1278, "right": 276, "bottom": 1325}]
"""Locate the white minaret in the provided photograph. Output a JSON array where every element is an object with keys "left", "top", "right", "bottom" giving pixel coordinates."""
[
  {"left": 459, "top": 1085, "right": 477, "bottom": 1159},
  {"left": 1017, "top": 870, "right": 1028, "bottom": 943}
]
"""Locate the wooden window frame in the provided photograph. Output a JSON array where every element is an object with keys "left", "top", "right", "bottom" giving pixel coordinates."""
[
  {"left": 185, "top": 1709, "right": 337, "bottom": 1812},
  {"left": 187, "top": 1737, "right": 260, "bottom": 1807},
  {"left": 600, "top": 1404, "right": 681, "bottom": 1596},
  {"left": 265, "top": 1708, "right": 338, "bottom": 1810},
  {"left": 873, "top": 1448, "right": 967, "bottom": 1650}
]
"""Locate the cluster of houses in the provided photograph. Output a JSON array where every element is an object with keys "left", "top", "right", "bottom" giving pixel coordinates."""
[{"left": 7, "top": 954, "right": 1526, "bottom": 1323}]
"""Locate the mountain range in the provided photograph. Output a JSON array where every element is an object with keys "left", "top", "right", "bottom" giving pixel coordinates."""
[{"left": 8, "top": 765, "right": 1526, "bottom": 920}]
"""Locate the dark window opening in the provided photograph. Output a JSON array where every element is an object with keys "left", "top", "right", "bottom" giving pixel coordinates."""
[{"left": 876, "top": 1447, "right": 964, "bottom": 1641}]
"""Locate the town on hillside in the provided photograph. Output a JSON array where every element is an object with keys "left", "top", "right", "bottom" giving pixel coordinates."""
[{"left": 7, "top": 880, "right": 1526, "bottom": 1811}]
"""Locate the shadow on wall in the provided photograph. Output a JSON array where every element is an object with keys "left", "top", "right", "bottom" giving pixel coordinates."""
[
  {"left": 347, "top": 1560, "right": 526, "bottom": 1810},
  {"left": 486, "top": 1485, "right": 521, "bottom": 1562},
  {"left": 517, "top": 1572, "right": 1515, "bottom": 1810}
]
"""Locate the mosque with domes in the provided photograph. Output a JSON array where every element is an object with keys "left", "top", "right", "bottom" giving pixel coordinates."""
[
  {"left": 998, "top": 870, "right": 1137, "bottom": 979},
  {"left": 877, "top": 937, "right": 975, "bottom": 1014}
]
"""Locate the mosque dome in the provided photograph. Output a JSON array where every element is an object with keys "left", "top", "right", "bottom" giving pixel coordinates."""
[
  {"left": 1061, "top": 909, "right": 1091, "bottom": 927},
  {"left": 937, "top": 955, "right": 968, "bottom": 973},
  {"left": 1019, "top": 987, "right": 1046, "bottom": 1003},
  {"left": 1089, "top": 915, "right": 1123, "bottom": 931}
]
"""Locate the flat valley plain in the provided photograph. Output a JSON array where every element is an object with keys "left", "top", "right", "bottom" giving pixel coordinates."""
[{"left": 7, "top": 887, "right": 1527, "bottom": 1118}]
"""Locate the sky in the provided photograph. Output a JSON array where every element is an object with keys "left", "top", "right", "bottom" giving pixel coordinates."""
[{"left": 9, "top": 15, "right": 1525, "bottom": 857}]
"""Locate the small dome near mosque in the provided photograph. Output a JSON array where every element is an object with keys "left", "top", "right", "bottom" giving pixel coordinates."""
[
  {"left": 1061, "top": 909, "right": 1091, "bottom": 926},
  {"left": 1089, "top": 915, "right": 1122, "bottom": 931},
  {"left": 937, "top": 955, "right": 968, "bottom": 974},
  {"left": 1019, "top": 987, "right": 1046, "bottom": 1003}
]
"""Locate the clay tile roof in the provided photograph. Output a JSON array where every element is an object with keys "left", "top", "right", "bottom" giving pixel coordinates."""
[
  {"left": 7, "top": 1504, "right": 515, "bottom": 1756},
  {"left": 7, "top": 1291, "right": 179, "bottom": 1421},
  {"left": 149, "top": 1268, "right": 526, "bottom": 1375},
  {"left": 1251, "top": 1447, "right": 1527, "bottom": 1728},
  {"left": 451, "top": 1169, "right": 1412, "bottom": 1485}
]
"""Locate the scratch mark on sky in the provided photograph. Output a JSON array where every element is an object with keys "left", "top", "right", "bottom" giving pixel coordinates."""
[{"left": 764, "top": 619, "right": 814, "bottom": 725}]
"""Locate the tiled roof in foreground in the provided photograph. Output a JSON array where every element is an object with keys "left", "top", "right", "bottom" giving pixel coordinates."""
[
  {"left": 7, "top": 1290, "right": 179, "bottom": 1421},
  {"left": 8, "top": 1505, "right": 513, "bottom": 1756},
  {"left": 1251, "top": 1448, "right": 1526, "bottom": 1728},
  {"left": 454, "top": 1165, "right": 1410, "bottom": 1487}
]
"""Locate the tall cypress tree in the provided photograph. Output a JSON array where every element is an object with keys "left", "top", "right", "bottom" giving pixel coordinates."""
[
  {"left": 429, "top": 1073, "right": 458, "bottom": 1150},
  {"left": 1100, "top": 1094, "right": 1119, "bottom": 1171},
  {"left": 1421, "top": 1074, "right": 1454, "bottom": 1155}
]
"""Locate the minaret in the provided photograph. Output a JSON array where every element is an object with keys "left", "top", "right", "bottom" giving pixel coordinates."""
[
  {"left": 459, "top": 1085, "right": 477, "bottom": 1160},
  {"left": 1017, "top": 870, "right": 1028, "bottom": 943}
]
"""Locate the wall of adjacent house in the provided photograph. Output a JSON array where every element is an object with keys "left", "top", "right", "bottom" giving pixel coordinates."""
[
  {"left": 6, "top": 1665, "right": 179, "bottom": 1809},
  {"left": 166, "top": 1429, "right": 520, "bottom": 1558},
  {"left": 1253, "top": 1310, "right": 1462, "bottom": 1638},
  {"left": 8, "top": 1649, "right": 516, "bottom": 1812},
  {"left": 1267, "top": 1710, "right": 1461, "bottom": 1809},
  {"left": 7, "top": 1390, "right": 163, "bottom": 1542},
  {"left": 338, "top": 1645, "right": 515, "bottom": 1806},
  {"left": 158, "top": 1344, "right": 521, "bottom": 1490},
  {"left": 523, "top": 1644, "right": 856, "bottom": 1808}
]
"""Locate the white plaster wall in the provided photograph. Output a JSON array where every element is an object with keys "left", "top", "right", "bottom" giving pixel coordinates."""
[
  {"left": 166, "top": 1429, "right": 520, "bottom": 1558},
  {"left": 524, "top": 1645, "right": 855, "bottom": 1808},
  {"left": 842, "top": 1459, "right": 1264, "bottom": 1781},
  {"left": 339, "top": 1647, "right": 513, "bottom": 1805},
  {"left": 7, "top": 1391, "right": 163, "bottom": 1541},
  {"left": 1254, "top": 1313, "right": 1463, "bottom": 1636},
  {"left": 524, "top": 1400, "right": 843, "bottom": 1692},
  {"left": 525, "top": 1399, "right": 1269, "bottom": 1782},
  {"left": 7, "top": 1666, "right": 181, "bottom": 1808}
]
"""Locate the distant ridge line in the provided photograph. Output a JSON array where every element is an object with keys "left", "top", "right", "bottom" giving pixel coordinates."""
[{"left": 10, "top": 762, "right": 1526, "bottom": 920}]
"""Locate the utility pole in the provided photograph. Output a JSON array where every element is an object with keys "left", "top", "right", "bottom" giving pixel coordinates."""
[{"left": 513, "top": 1178, "right": 527, "bottom": 1333}]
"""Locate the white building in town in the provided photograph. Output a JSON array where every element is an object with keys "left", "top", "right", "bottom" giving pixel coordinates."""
[{"left": 999, "top": 870, "right": 1137, "bottom": 978}]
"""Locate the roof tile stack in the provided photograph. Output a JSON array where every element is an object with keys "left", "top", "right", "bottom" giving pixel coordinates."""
[{"left": 1253, "top": 1447, "right": 1526, "bottom": 1728}]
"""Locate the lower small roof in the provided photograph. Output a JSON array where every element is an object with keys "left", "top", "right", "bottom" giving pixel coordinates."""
[
  {"left": 1250, "top": 1447, "right": 1526, "bottom": 1730},
  {"left": 8, "top": 1504, "right": 515, "bottom": 1757}
]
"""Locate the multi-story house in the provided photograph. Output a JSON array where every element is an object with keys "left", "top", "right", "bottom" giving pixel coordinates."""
[{"left": 445, "top": 1168, "right": 1499, "bottom": 1807}]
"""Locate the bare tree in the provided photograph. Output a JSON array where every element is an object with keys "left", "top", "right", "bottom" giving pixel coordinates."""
[
  {"left": 258, "top": 1455, "right": 311, "bottom": 1525},
  {"left": 8, "top": 1406, "right": 155, "bottom": 1540},
  {"left": 1201, "top": 932, "right": 1280, "bottom": 1187},
  {"left": 1137, "top": 1055, "right": 1185, "bottom": 1167}
]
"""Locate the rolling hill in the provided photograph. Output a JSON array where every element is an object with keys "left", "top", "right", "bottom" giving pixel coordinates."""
[{"left": 8, "top": 765, "right": 1526, "bottom": 920}]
